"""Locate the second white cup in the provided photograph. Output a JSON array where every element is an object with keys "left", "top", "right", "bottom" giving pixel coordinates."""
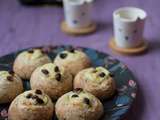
[{"left": 113, "top": 7, "right": 147, "bottom": 48}]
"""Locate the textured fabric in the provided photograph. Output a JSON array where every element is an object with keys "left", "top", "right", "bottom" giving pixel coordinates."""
[{"left": 0, "top": 0, "right": 159, "bottom": 120}]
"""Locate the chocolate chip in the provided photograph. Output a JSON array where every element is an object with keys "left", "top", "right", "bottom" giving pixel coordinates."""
[
  {"left": 40, "top": 49, "right": 46, "bottom": 54},
  {"left": 109, "top": 73, "right": 114, "bottom": 77},
  {"left": 55, "top": 73, "right": 61, "bottom": 81},
  {"left": 70, "top": 49, "right": 75, "bottom": 53},
  {"left": 73, "top": 88, "right": 83, "bottom": 93},
  {"left": 99, "top": 72, "right": 106, "bottom": 77},
  {"left": 41, "top": 69, "right": 49, "bottom": 75},
  {"left": 7, "top": 76, "right": 13, "bottom": 81},
  {"left": 9, "top": 70, "right": 14, "bottom": 75},
  {"left": 54, "top": 66, "right": 60, "bottom": 72},
  {"left": 35, "top": 89, "right": 42, "bottom": 95},
  {"left": 83, "top": 98, "right": 90, "bottom": 106},
  {"left": 72, "top": 94, "right": 79, "bottom": 98},
  {"left": 26, "top": 93, "right": 33, "bottom": 99},
  {"left": 59, "top": 53, "right": 67, "bottom": 59},
  {"left": 68, "top": 48, "right": 75, "bottom": 53},
  {"left": 28, "top": 49, "right": 34, "bottom": 53},
  {"left": 36, "top": 97, "right": 44, "bottom": 104},
  {"left": 31, "top": 95, "right": 39, "bottom": 99}
]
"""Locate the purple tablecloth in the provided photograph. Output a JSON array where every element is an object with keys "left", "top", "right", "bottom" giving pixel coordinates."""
[{"left": 0, "top": 0, "right": 160, "bottom": 120}]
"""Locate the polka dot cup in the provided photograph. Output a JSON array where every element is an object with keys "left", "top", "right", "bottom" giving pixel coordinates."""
[
  {"left": 113, "top": 7, "right": 147, "bottom": 48},
  {"left": 63, "top": 0, "right": 94, "bottom": 28}
]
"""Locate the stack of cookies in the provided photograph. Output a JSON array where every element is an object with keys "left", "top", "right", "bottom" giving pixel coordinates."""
[{"left": 0, "top": 47, "right": 116, "bottom": 120}]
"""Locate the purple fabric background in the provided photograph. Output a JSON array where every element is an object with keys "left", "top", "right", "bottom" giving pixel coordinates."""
[{"left": 0, "top": 0, "right": 160, "bottom": 120}]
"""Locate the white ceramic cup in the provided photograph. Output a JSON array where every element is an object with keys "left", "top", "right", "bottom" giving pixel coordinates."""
[
  {"left": 63, "top": 0, "right": 94, "bottom": 28},
  {"left": 113, "top": 7, "right": 147, "bottom": 48}
]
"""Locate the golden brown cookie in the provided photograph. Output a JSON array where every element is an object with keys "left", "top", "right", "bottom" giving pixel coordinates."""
[
  {"left": 55, "top": 89, "right": 103, "bottom": 120},
  {"left": 8, "top": 89, "right": 54, "bottom": 120},
  {"left": 13, "top": 49, "right": 51, "bottom": 79},
  {"left": 54, "top": 49, "right": 91, "bottom": 76},
  {"left": 30, "top": 63, "right": 73, "bottom": 100},
  {"left": 74, "top": 67, "right": 116, "bottom": 99},
  {"left": 0, "top": 71, "right": 23, "bottom": 104}
]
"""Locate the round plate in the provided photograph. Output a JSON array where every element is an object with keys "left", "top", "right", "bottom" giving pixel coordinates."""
[{"left": 0, "top": 45, "right": 137, "bottom": 120}]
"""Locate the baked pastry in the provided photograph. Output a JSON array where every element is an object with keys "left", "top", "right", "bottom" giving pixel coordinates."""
[
  {"left": 0, "top": 70, "right": 23, "bottom": 104},
  {"left": 30, "top": 63, "right": 73, "bottom": 100},
  {"left": 55, "top": 88, "right": 104, "bottom": 120},
  {"left": 74, "top": 67, "right": 116, "bottom": 99},
  {"left": 13, "top": 48, "right": 51, "bottom": 79},
  {"left": 54, "top": 48, "right": 91, "bottom": 76},
  {"left": 8, "top": 89, "right": 54, "bottom": 120}
]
